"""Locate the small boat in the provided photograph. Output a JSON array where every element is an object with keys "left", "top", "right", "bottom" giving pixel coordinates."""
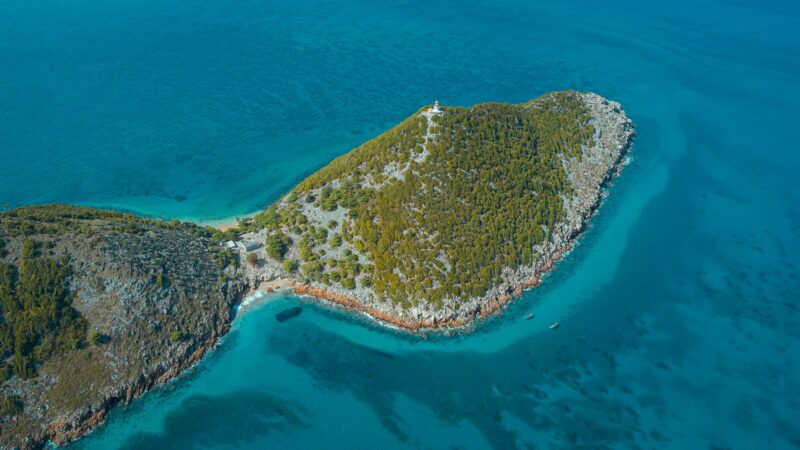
[
  {"left": 549, "top": 322, "right": 559, "bottom": 330},
  {"left": 526, "top": 313, "right": 534, "bottom": 320}
]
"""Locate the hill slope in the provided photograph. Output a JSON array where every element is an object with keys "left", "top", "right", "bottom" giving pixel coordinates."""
[
  {"left": 0, "top": 206, "right": 245, "bottom": 448},
  {"left": 237, "top": 91, "right": 634, "bottom": 328}
]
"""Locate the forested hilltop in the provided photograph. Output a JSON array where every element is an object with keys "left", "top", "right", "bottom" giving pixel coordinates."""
[
  {"left": 0, "top": 206, "right": 245, "bottom": 449},
  {"left": 237, "top": 91, "right": 634, "bottom": 328}
]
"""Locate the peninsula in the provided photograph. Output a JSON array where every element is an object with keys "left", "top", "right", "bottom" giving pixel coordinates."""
[{"left": 0, "top": 91, "right": 632, "bottom": 448}]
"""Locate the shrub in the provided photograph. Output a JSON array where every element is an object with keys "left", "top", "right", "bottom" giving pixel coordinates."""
[
  {"left": 0, "top": 365, "right": 11, "bottom": 382},
  {"left": 341, "top": 277, "right": 356, "bottom": 290},
  {"left": 298, "top": 241, "right": 314, "bottom": 261},
  {"left": 266, "top": 233, "right": 290, "bottom": 261},
  {"left": 70, "top": 337, "right": 83, "bottom": 350},
  {"left": 170, "top": 331, "right": 189, "bottom": 342},
  {"left": 21, "top": 239, "right": 36, "bottom": 259},
  {"left": 210, "top": 247, "right": 237, "bottom": 269},
  {"left": 282, "top": 259, "right": 297, "bottom": 273},
  {"left": 155, "top": 272, "right": 166, "bottom": 289},
  {"left": 246, "top": 253, "right": 259, "bottom": 266},
  {"left": 12, "top": 355, "right": 35, "bottom": 379},
  {"left": 300, "top": 261, "right": 324, "bottom": 279},
  {"left": 314, "top": 227, "right": 328, "bottom": 243},
  {"left": 210, "top": 228, "right": 240, "bottom": 243},
  {"left": 0, "top": 395, "right": 23, "bottom": 417},
  {"left": 88, "top": 331, "right": 105, "bottom": 345}
]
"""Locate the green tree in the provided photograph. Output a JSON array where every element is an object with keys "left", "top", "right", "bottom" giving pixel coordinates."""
[
  {"left": 340, "top": 277, "right": 356, "bottom": 290},
  {"left": 170, "top": 331, "right": 189, "bottom": 342},
  {"left": 155, "top": 272, "right": 166, "bottom": 289},
  {"left": 21, "top": 239, "right": 36, "bottom": 259},
  {"left": 0, "top": 395, "right": 23, "bottom": 417},
  {"left": 282, "top": 259, "right": 297, "bottom": 273},
  {"left": 88, "top": 331, "right": 105, "bottom": 346},
  {"left": 0, "top": 365, "right": 11, "bottom": 382},
  {"left": 266, "top": 233, "right": 290, "bottom": 261}
]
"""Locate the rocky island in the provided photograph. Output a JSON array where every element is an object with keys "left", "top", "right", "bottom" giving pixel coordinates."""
[
  {"left": 0, "top": 91, "right": 632, "bottom": 448},
  {"left": 237, "top": 91, "right": 633, "bottom": 329}
]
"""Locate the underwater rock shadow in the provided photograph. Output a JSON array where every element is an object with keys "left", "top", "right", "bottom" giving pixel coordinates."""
[
  {"left": 268, "top": 319, "right": 647, "bottom": 450},
  {"left": 117, "top": 390, "right": 307, "bottom": 450}
]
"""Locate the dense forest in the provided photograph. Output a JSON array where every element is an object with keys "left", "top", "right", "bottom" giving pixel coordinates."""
[
  {"left": 246, "top": 91, "right": 596, "bottom": 308},
  {"left": 0, "top": 239, "right": 87, "bottom": 417},
  {"left": 0, "top": 240, "right": 86, "bottom": 381}
]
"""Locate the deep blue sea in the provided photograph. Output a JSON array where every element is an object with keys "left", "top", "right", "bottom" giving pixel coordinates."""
[{"left": 2, "top": 0, "right": 799, "bottom": 448}]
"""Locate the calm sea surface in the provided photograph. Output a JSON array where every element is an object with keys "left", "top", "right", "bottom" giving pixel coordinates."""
[{"left": 2, "top": 0, "right": 799, "bottom": 448}]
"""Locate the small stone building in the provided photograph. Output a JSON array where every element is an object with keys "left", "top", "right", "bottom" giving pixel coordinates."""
[{"left": 238, "top": 240, "right": 261, "bottom": 253}]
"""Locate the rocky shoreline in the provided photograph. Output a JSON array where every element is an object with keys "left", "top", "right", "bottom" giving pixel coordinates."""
[
  {"left": 14, "top": 275, "right": 248, "bottom": 450},
  {"left": 35, "top": 325, "right": 232, "bottom": 447}
]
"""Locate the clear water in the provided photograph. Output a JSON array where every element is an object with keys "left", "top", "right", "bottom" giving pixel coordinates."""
[{"left": 2, "top": 0, "right": 799, "bottom": 448}]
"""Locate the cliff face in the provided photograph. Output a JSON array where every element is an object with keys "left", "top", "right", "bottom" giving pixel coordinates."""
[
  {"left": 0, "top": 206, "right": 246, "bottom": 449},
  {"left": 237, "top": 91, "right": 634, "bottom": 330}
]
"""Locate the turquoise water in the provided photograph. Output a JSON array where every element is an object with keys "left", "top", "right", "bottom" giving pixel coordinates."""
[{"left": 2, "top": 0, "right": 799, "bottom": 448}]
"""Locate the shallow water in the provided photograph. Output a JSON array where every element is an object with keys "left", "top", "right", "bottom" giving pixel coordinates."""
[{"left": 2, "top": 0, "right": 799, "bottom": 448}]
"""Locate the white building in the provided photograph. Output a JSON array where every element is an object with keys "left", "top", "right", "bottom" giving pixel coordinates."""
[
  {"left": 430, "top": 99, "right": 443, "bottom": 115},
  {"left": 237, "top": 240, "right": 261, "bottom": 253}
]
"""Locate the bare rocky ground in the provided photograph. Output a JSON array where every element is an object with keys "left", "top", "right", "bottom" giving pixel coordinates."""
[{"left": 237, "top": 92, "right": 634, "bottom": 330}]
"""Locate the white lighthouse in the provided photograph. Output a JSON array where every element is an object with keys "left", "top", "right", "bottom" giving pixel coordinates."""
[{"left": 430, "top": 99, "right": 443, "bottom": 115}]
